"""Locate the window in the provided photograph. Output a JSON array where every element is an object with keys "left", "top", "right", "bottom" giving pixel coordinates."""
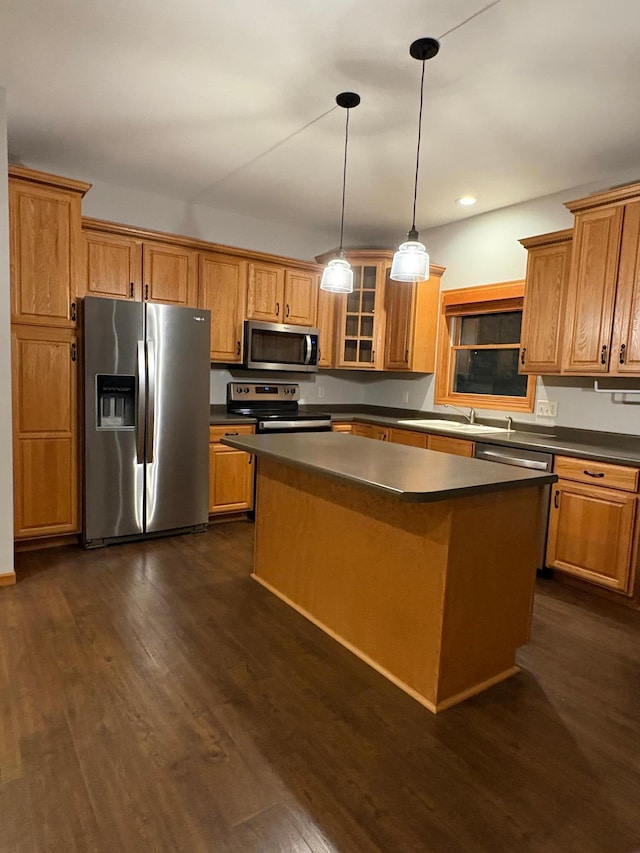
[{"left": 435, "top": 281, "right": 536, "bottom": 412}]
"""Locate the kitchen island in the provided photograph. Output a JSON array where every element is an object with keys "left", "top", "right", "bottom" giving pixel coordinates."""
[{"left": 221, "top": 432, "right": 556, "bottom": 712}]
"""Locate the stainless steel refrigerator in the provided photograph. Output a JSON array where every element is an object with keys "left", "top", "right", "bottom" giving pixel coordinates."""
[{"left": 83, "top": 296, "right": 211, "bottom": 547}]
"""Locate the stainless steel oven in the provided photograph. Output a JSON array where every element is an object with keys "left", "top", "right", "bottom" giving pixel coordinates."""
[{"left": 243, "top": 321, "right": 320, "bottom": 372}]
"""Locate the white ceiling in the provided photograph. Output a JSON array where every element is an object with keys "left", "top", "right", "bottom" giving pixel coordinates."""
[{"left": 3, "top": 0, "right": 640, "bottom": 247}]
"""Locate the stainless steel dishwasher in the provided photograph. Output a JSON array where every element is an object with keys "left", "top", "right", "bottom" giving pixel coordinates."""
[{"left": 474, "top": 443, "right": 553, "bottom": 573}]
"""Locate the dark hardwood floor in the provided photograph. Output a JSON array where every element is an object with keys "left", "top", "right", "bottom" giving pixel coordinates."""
[{"left": 1, "top": 523, "right": 639, "bottom": 853}]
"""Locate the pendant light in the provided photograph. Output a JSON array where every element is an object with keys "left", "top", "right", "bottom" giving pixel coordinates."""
[
  {"left": 390, "top": 37, "right": 440, "bottom": 283},
  {"left": 320, "top": 91, "right": 361, "bottom": 294}
]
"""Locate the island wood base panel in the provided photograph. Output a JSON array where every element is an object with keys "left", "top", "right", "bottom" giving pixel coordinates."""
[
  {"left": 0, "top": 572, "right": 16, "bottom": 587},
  {"left": 253, "top": 459, "right": 543, "bottom": 712}
]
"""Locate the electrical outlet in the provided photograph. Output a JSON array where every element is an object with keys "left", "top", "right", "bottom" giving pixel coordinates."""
[
  {"left": 401, "top": 391, "right": 409, "bottom": 403},
  {"left": 317, "top": 386, "right": 325, "bottom": 399},
  {"left": 536, "top": 400, "right": 558, "bottom": 418}
]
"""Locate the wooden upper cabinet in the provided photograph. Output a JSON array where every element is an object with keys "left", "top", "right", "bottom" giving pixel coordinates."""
[
  {"left": 12, "top": 325, "right": 79, "bottom": 538},
  {"left": 317, "top": 286, "right": 336, "bottom": 368},
  {"left": 82, "top": 230, "right": 142, "bottom": 301},
  {"left": 610, "top": 200, "right": 640, "bottom": 374},
  {"left": 9, "top": 166, "right": 90, "bottom": 327},
  {"left": 284, "top": 269, "right": 318, "bottom": 326},
  {"left": 384, "top": 266, "right": 443, "bottom": 372},
  {"left": 246, "top": 262, "right": 285, "bottom": 322},
  {"left": 518, "top": 230, "right": 572, "bottom": 374},
  {"left": 563, "top": 205, "right": 624, "bottom": 373},
  {"left": 143, "top": 241, "right": 198, "bottom": 307},
  {"left": 199, "top": 252, "right": 247, "bottom": 362},
  {"left": 316, "top": 251, "right": 390, "bottom": 370},
  {"left": 246, "top": 263, "right": 319, "bottom": 326}
]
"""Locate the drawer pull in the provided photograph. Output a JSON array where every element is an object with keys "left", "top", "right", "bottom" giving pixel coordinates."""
[
  {"left": 225, "top": 431, "right": 239, "bottom": 436},
  {"left": 583, "top": 469, "right": 605, "bottom": 478},
  {"left": 553, "top": 490, "right": 560, "bottom": 509},
  {"left": 600, "top": 344, "right": 608, "bottom": 365}
]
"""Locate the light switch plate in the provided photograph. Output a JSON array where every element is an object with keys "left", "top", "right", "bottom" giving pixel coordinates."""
[
  {"left": 536, "top": 400, "right": 558, "bottom": 418},
  {"left": 318, "top": 386, "right": 325, "bottom": 399},
  {"left": 402, "top": 391, "right": 409, "bottom": 403}
]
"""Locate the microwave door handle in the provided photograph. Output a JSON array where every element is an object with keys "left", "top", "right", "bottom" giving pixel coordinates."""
[
  {"left": 303, "top": 334, "right": 312, "bottom": 365},
  {"left": 136, "top": 341, "right": 146, "bottom": 464},
  {"left": 146, "top": 340, "right": 156, "bottom": 463}
]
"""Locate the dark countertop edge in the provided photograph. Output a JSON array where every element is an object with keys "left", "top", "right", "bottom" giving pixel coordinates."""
[
  {"left": 209, "top": 404, "right": 640, "bottom": 466},
  {"left": 309, "top": 409, "right": 640, "bottom": 468},
  {"left": 221, "top": 435, "right": 557, "bottom": 503}
]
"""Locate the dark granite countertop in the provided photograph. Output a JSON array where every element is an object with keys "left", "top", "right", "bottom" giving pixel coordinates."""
[
  {"left": 308, "top": 405, "right": 640, "bottom": 468},
  {"left": 221, "top": 432, "right": 557, "bottom": 503},
  {"left": 210, "top": 402, "right": 640, "bottom": 466}
]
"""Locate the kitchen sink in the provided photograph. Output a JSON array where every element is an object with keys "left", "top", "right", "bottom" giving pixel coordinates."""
[{"left": 397, "top": 419, "right": 513, "bottom": 434}]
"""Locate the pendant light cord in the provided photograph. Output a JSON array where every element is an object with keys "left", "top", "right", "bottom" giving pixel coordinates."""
[
  {"left": 410, "top": 58, "right": 426, "bottom": 235},
  {"left": 339, "top": 108, "right": 350, "bottom": 253}
]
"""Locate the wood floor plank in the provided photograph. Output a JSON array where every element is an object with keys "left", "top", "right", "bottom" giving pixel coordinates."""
[{"left": 0, "top": 524, "right": 638, "bottom": 852}]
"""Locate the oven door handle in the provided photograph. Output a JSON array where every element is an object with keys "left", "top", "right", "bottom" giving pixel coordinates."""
[{"left": 303, "top": 334, "right": 312, "bottom": 365}]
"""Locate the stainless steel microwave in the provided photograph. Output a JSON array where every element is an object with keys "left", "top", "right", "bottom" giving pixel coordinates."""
[{"left": 243, "top": 320, "right": 320, "bottom": 372}]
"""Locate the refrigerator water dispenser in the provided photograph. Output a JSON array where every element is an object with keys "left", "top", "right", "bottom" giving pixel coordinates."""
[{"left": 96, "top": 374, "right": 136, "bottom": 429}]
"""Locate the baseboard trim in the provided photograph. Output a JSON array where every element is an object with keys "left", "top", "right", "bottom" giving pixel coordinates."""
[
  {"left": 0, "top": 572, "right": 17, "bottom": 587},
  {"left": 15, "top": 534, "right": 80, "bottom": 552}
]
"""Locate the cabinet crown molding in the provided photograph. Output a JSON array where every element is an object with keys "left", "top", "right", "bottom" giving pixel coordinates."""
[
  {"left": 565, "top": 180, "right": 640, "bottom": 213},
  {"left": 9, "top": 164, "right": 92, "bottom": 196},
  {"left": 519, "top": 229, "right": 573, "bottom": 249}
]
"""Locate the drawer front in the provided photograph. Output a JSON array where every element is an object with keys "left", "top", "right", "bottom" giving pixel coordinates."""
[
  {"left": 427, "top": 435, "right": 474, "bottom": 457},
  {"left": 210, "top": 424, "right": 255, "bottom": 443},
  {"left": 388, "top": 428, "right": 428, "bottom": 449},
  {"left": 331, "top": 423, "right": 353, "bottom": 433},
  {"left": 554, "top": 456, "right": 639, "bottom": 492}
]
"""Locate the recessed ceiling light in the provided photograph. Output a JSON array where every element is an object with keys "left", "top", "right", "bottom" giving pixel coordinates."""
[{"left": 456, "top": 196, "right": 477, "bottom": 206}]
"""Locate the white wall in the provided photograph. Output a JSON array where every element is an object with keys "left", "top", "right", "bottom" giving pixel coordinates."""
[
  {"left": 210, "top": 368, "right": 367, "bottom": 407},
  {"left": 22, "top": 160, "right": 338, "bottom": 262},
  {"left": 363, "top": 172, "right": 640, "bottom": 435},
  {"left": 0, "top": 88, "right": 15, "bottom": 576}
]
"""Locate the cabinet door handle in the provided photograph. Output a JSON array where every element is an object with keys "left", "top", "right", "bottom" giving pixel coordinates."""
[
  {"left": 405, "top": 349, "right": 409, "bottom": 363},
  {"left": 145, "top": 284, "right": 149, "bottom": 301},
  {"left": 71, "top": 301, "right": 77, "bottom": 322},
  {"left": 71, "top": 342, "right": 77, "bottom": 362},
  {"left": 583, "top": 469, "right": 605, "bottom": 478},
  {"left": 248, "top": 456, "right": 253, "bottom": 465},
  {"left": 236, "top": 340, "right": 241, "bottom": 356},
  {"left": 600, "top": 344, "right": 608, "bottom": 365},
  {"left": 276, "top": 302, "right": 280, "bottom": 317},
  {"left": 371, "top": 349, "right": 375, "bottom": 364},
  {"left": 619, "top": 343, "right": 627, "bottom": 364},
  {"left": 520, "top": 347, "right": 526, "bottom": 365},
  {"left": 553, "top": 490, "right": 560, "bottom": 509},
  {"left": 225, "top": 431, "right": 239, "bottom": 436},
  {"left": 130, "top": 282, "right": 135, "bottom": 299},
  {"left": 285, "top": 304, "right": 290, "bottom": 318}
]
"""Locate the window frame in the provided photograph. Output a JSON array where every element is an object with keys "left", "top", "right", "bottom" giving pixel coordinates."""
[{"left": 434, "top": 281, "right": 536, "bottom": 413}]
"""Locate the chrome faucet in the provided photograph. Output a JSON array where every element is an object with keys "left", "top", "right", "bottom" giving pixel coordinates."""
[
  {"left": 505, "top": 416, "right": 513, "bottom": 431},
  {"left": 445, "top": 404, "right": 476, "bottom": 424}
]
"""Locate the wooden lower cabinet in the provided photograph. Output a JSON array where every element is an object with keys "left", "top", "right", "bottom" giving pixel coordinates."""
[
  {"left": 351, "top": 423, "right": 389, "bottom": 441},
  {"left": 12, "top": 324, "right": 79, "bottom": 538},
  {"left": 427, "top": 435, "right": 474, "bottom": 457},
  {"left": 546, "top": 479, "right": 637, "bottom": 594},
  {"left": 331, "top": 423, "right": 353, "bottom": 433},
  {"left": 388, "top": 428, "right": 428, "bottom": 449},
  {"left": 209, "top": 426, "right": 255, "bottom": 515}
]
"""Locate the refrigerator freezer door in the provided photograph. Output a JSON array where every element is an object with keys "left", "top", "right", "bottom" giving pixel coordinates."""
[
  {"left": 84, "top": 297, "right": 145, "bottom": 542},
  {"left": 144, "top": 303, "right": 211, "bottom": 533}
]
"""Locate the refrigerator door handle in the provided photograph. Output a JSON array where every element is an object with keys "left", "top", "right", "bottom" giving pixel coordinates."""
[
  {"left": 146, "top": 339, "right": 156, "bottom": 463},
  {"left": 136, "top": 341, "right": 146, "bottom": 464}
]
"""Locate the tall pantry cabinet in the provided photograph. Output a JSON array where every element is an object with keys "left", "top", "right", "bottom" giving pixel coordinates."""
[{"left": 9, "top": 165, "right": 91, "bottom": 540}]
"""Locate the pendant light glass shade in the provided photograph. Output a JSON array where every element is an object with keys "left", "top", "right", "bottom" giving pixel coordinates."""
[
  {"left": 390, "top": 239, "right": 430, "bottom": 283},
  {"left": 391, "top": 37, "right": 439, "bottom": 283},
  {"left": 320, "top": 256, "right": 354, "bottom": 293},
  {"left": 320, "top": 92, "right": 360, "bottom": 294}
]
